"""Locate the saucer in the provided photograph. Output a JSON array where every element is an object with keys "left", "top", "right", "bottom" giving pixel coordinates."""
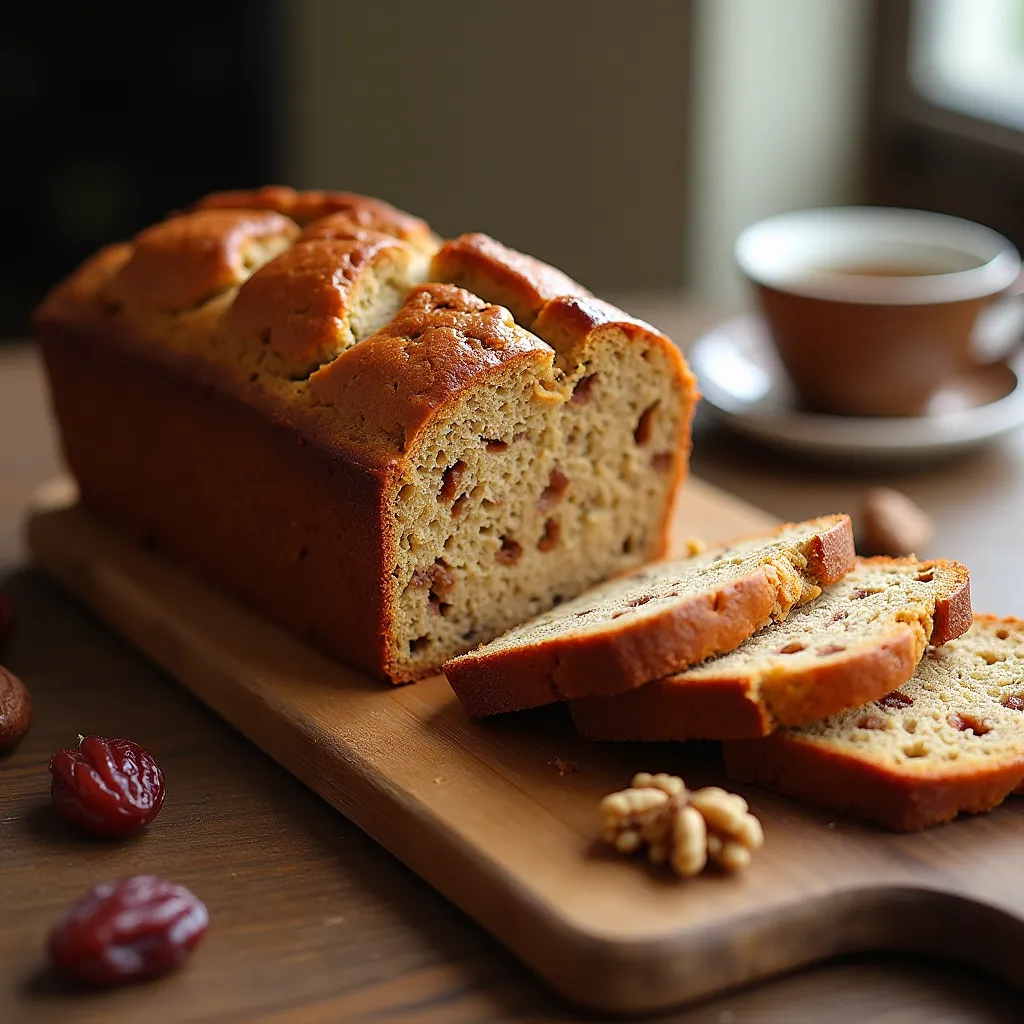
[{"left": 689, "top": 314, "right": 1024, "bottom": 461}]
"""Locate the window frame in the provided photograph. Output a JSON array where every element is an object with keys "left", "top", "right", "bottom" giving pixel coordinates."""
[
  {"left": 869, "top": 0, "right": 1024, "bottom": 251},
  {"left": 874, "top": 0, "right": 1024, "bottom": 159}
]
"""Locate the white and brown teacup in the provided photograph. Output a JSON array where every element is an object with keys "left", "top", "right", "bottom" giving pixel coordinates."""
[{"left": 735, "top": 208, "right": 1022, "bottom": 417}]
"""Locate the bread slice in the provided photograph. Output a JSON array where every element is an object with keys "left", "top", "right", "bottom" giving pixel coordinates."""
[
  {"left": 571, "top": 557, "right": 972, "bottom": 741},
  {"left": 725, "top": 615, "right": 1024, "bottom": 831},
  {"left": 443, "top": 515, "right": 855, "bottom": 716}
]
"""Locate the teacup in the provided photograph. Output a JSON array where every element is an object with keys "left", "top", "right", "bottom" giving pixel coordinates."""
[{"left": 735, "top": 207, "right": 1022, "bottom": 417}]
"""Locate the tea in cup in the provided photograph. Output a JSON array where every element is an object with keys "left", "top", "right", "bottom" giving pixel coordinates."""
[{"left": 735, "top": 207, "right": 1022, "bottom": 417}]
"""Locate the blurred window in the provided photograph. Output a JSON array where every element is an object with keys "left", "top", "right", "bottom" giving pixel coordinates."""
[
  {"left": 910, "top": 0, "right": 1024, "bottom": 131},
  {"left": 869, "top": 0, "right": 1024, "bottom": 259}
]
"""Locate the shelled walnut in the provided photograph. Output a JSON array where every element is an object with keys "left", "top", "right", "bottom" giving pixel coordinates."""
[{"left": 599, "top": 773, "right": 763, "bottom": 877}]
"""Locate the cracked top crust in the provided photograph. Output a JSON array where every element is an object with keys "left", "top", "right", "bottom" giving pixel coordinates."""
[
  {"left": 106, "top": 209, "right": 300, "bottom": 312},
  {"left": 306, "top": 284, "right": 555, "bottom": 454},
  {"left": 194, "top": 185, "right": 439, "bottom": 256},
  {"left": 34, "top": 187, "right": 692, "bottom": 478},
  {"left": 432, "top": 232, "right": 592, "bottom": 326},
  {"left": 224, "top": 232, "right": 422, "bottom": 379}
]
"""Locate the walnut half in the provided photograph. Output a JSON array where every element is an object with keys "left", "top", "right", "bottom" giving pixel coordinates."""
[{"left": 599, "top": 773, "right": 763, "bottom": 878}]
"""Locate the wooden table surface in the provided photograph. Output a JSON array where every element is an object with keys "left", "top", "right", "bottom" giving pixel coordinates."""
[{"left": 2, "top": 309, "right": 1024, "bottom": 1023}]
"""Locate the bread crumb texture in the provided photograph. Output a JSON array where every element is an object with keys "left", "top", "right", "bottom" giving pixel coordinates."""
[
  {"left": 570, "top": 555, "right": 971, "bottom": 740},
  {"left": 683, "top": 558, "right": 961, "bottom": 686},
  {"left": 453, "top": 516, "right": 847, "bottom": 657},
  {"left": 790, "top": 616, "right": 1024, "bottom": 770},
  {"left": 37, "top": 187, "right": 697, "bottom": 681},
  {"left": 723, "top": 616, "right": 1024, "bottom": 830}
]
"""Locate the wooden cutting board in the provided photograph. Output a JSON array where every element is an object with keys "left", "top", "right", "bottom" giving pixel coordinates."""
[{"left": 26, "top": 478, "right": 1024, "bottom": 1014}]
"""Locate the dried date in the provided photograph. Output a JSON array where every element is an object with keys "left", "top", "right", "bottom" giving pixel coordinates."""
[
  {"left": 50, "top": 736, "right": 165, "bottom": 837},
  {"left": 48, "top": 875, "right": 208, "bottom": 986},
  {"left": 0, "top": 665, "right": 32, "bottom": 754}
]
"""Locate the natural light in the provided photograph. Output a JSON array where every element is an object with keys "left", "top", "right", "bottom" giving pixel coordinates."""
[{"left": 911, "top": 0, "right": 1024, "bottom": 130}]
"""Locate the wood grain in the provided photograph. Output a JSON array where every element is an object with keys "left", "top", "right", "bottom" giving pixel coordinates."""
[
  {"left": 6, "top": 338, "right": 1024, "bottom": 1021},
  {"left": 3, "top": 569, "right": 1022, "bottom": 1024},
  {"left": 20, "top": 477, "right": 1024, "bottom": 1015}
]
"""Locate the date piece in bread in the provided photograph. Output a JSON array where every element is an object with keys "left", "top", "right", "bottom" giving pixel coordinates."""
[
  {"left": 725, "top": 615, "right": 1024, "bottom": 831},
  {"left": 571, "top": 557, "right": 972, "bottom": 740},
  {"left": 34, "top": 188, "right": 698, "bottom": 683},
  {"left": 444, "top": 515, "right": 855, "bottom": 717}
]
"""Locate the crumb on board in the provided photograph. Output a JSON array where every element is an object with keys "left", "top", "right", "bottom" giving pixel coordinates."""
[
  {"left": 551, "top": 758, "right": 578, "bottom": 775},
  {"left": 682, "top": 536, "right": 707, "bottom": 557}
]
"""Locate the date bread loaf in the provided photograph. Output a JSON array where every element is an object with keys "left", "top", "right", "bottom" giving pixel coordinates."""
[
  {"left": 34, "top": 186, "right": 698, "bottom": 683},
  {"left": 444, "top": 515, "right": 855, "bottom": 716},
  {"left": 570, "top": 557, "right": 972, "bottom": 740},
  {"left": 724, "top": 615, "right": 1024, "bottom": 830}
]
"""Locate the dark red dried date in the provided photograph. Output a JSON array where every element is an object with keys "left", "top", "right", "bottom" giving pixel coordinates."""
[
  {"left": 48, "top": 876, "right": 208, "bottom": 986},
  {"left": 50, "top": 736, "right": 165, "bottom": 837},
  {"left": 0, "top": 591, "right": 13, "bottom": 650}
]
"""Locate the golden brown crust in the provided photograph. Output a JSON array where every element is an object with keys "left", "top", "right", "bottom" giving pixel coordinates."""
[
  {"left": 569, "top": 554, "right": 969, "bottom": 742},
  {"left": 571, "top": 627, "right": 922, "bottom": 741},
  {"left": 38, "top": 244, "right": 134, "bottom": 320},
  {"left": 38, "top": 324, "right": 394, "bottom": 678},
  {"left": 108, "top": 209, "right": 299, "bottom": 312},
  {"left": 724, "top": 731, "right": 1024, "bottom": 831},
  {"left": 931, "top": 573, "right": 973, "bottom": 644},
  {"left": 447, "top": 571, "right": 780, "bottom": 716},
  {"left": 225, "top": 233, "right": 417, "bottom": 379},
  {"left": 431, "top": 233, "right": 591, "bottom": 326},
  {"left": 846, "top": 556, "right": 973, "bottom": 647},
  {"left": 572, "top": 675, "right": 775, "bottom": 741},
  {"left": 762, "top": 628, "right": 922, "bottom": 724},
  {"left": 804, "top": 517, "right": 862, "bottom": 586},
  {"left": 297, "top": 211, "right": 435, "bottom": 260},
  {"left": 35, "top": 244, "right": 549, "bottom": 476},
  {"left": 723, "top": 612, "right": 1021, "bottom": 830},
  {"left": 446, "top": 516, "right": 855, "bottom": 717},
  {"left": 306, "top": 284, "right": 555, "bottom": 457},
  {"left": 195, "top": 185, "right": 439, "bottom": 254},
  {"left": 532, "top": 294, "right": 668, "bottom": 362},
  {"left": 444, "top": 511, "right": 862, "bottom": 720}
]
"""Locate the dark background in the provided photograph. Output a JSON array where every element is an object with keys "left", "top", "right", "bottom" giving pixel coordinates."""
[
  {"left": 0, "top": 1, "right": 692, "bottom": 338},
  {"left": 1, "top": 2, "right": 280, "bottom": 336}
]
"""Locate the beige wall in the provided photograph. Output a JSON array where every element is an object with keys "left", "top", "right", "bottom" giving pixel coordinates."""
[
  {"left": 284, "top": 0, "right": 691, "bottom": 292},
  {"left": 284, "top": 1, "right": 873, "bottom": 304},
  {"left": 687, "top": 0, "right": 873, "bottom": 305}
]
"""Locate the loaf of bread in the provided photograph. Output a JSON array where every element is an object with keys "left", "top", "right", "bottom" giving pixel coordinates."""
[
  {"left": 34, "top": 187, "right": 698, "bottom": 683},
  {"left": 724, "top": 615, "right": 1024, "bottom": 830},
  {"left": 570, "top": 557, "right": 972, "bottom": 740},
  {"left": 444, "top": 515, "right": 855, "bottom": 716}
]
